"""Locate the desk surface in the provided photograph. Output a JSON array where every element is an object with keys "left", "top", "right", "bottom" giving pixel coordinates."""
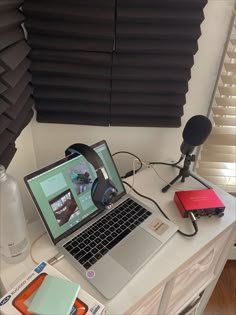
[{"left": 1, "top": 165, "right": 235, "bottom": 314}]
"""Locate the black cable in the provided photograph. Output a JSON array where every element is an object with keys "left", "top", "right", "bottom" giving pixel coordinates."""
[
  {"left": 112, "top": 151, "right": 143, "bottom": 178},
  {"left": 122, "top": 181, "right": 198, "bottom": 237},
  {"left": 122, "top": 181, "right": 169, "bottom": 220},
  {"left": 149, "top": 155, "right": 184, "bottom": 167}
]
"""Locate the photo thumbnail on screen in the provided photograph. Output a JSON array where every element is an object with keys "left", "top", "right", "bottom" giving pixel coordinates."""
[
  {"left": 49, "top": 189, "right": 79, "bottom": 226},
  {"left": 67, "top": 162, "right": 93, "bottom": 195}
]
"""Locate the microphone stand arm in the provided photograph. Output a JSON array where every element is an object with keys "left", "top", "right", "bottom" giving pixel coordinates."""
[{"left": 161, "top": 154, "right": 195, "bottom": 193}]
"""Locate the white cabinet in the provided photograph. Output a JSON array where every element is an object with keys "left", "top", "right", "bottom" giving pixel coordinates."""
[{"left": 126, "top": 224, "right": 235, "bottom": 315}]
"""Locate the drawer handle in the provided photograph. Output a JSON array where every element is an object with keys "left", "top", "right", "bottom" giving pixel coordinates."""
[{"left": 190, "top": 248, "right": 215, "bottom": 272}]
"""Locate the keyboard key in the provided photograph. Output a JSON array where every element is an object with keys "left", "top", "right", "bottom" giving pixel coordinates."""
[
  {"left": 90, "top": 241, "right": 96, "bottom": 248},
  {"left": 97, "top": 244, "right": 103, "bottom": 250},
  {"left": 107, "top": 236, "right": 113, "bottom": 242},
  {"left": 92, "top": 248, "right": 99, "bottom": 254},
  {"left": 111, "top": 232, "right": 118, "bottom": 238},
  {"left": 64, "top": 244, "right": 73, "bottom": 251},
  {"left": 84, "top": 262, "right": 92, "bottom": 269},
  {"left": 84, "top": 246, "right": 91, "bottom": 252},
  {"left": 70, "top": 248, "right": 79, "bottom": 256},
  {"left": 95, "top": 253, "right": 102, "bottom": 260},
  {"left": 89, "top": 257, "right": 97, "bottom": 265},
  {"left": 74, "top": 250, "right": 86, "bottom": 260},
  {"left": 100, "top": 248, "right": 108, "bottom": 255},
  {"left": 102, "top": 239, "right": 109, "bottom": 246},
  {"left": 79, "top": 253, "right": 93, "bottom": 265}
]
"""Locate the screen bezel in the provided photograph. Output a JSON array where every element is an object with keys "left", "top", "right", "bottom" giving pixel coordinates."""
[{"left": 24, "top": 140, "right": 126, "bottom": 244}]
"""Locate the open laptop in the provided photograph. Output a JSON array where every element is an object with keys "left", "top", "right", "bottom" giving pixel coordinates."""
[{"left": 24, "top": 140, "right": 177, "bottom": 299}]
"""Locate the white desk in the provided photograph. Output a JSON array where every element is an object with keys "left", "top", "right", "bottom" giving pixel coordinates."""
[{"left": 1, "top": 166, "right": 235, "bottom": 315}]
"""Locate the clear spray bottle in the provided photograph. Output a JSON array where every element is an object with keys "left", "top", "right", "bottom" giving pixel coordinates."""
[{"left": 0, "top": 165, "right": 29, "bottom": 263}]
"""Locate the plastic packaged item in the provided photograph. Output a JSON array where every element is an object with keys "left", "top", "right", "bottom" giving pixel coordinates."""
[{"left": 0, "top": 165, "right": 29, "bottom": 263}]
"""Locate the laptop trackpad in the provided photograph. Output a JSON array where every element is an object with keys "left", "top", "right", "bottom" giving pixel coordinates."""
[{"left": 110, "top": 227, "right": 162, "bottom": 274}]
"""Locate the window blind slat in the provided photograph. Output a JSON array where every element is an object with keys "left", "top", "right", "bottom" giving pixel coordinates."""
[
  {"left": 218, "top": 86, "right": 236, "bottom": 96},
  {"left": 25, "top": 19, "right": 113, "bottom": 40},
  {"left": 117, "top": 8, "right": 204, "bottom": 24},
  {"left": 224, "top": 63, "right": 236, "bottom": 72},
  {"left": 35, "top": 99, "right": 109, "bottom": 115},
  {"left": 112, "top": 67, "right": 191, "bottom": 81},
  {"left": 212, "top": 106, "right": 236, "bottom": 116},
  {"left": 32, "top": 75, "right": 110, "bottom": 92},
  {"left": 215, "top": 97, "right": 236, "bottom": 107},
  {"left": 214, "top": 116, "right": 236, "bottom": 126},
  {"left": 200, "top": 151, "right": 236, "bottom": 163},
  {"left": 36, "top": 111, "right": 109, "bottom": 126},
  {"left": 31, "top": 61, "right": 111, "bottom": 79},
  {"left": 112, "top": 54, "right": 194, "bottom": 68},
  {"left": 205, "top": 134, "right": 236, "bottom": 146},
  {"left": 221, "top": 74, "right": 236, "bottom": 84},
  {"left": 202, "top": 144, "right": 236, "bottom": 154},
  {"left": 110, "top": 116, "right": 181, "bottom": 127},
  {"left": 116, "top": 39, "right": 199, "bottom": 54},
  {"left": 23, "top": 2, "right": 114, "bottom": 22},
  {"left": 227, "top": 51, "right": 236, "bottom": 59},
  {"left": 34, "top": 88, "right": 110, "bottom": 104},
  {"left": 198, "top": 161, "right": 236, "bottom": 169},
  {"left": 112, "top": 80, "right": 188, "bottom": 94}
]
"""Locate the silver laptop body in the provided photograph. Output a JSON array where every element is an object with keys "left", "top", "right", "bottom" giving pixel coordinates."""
[{"left": 25, "top": 140, "right": 177, "bottom": 299}]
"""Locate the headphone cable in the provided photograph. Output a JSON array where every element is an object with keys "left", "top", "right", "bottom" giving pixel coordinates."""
[{"left": 122, "top": 181, "right": 198, "bottom": 237}]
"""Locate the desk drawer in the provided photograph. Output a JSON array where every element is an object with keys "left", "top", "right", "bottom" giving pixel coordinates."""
[
  {"left": 166, "top": 228, "right": 231, "bottom": 314},
  {"left": 126, "top": 285, "right": 164, "bottom": 315}
]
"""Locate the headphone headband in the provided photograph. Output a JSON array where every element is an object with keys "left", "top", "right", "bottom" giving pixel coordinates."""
[
  {"left": 65, "top": 143, "right": 117, "bottom": 209},
  {"left": 65, "top": 143, "right": 103, "bottom": 172}
]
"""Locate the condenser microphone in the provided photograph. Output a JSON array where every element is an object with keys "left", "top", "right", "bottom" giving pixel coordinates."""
[{"left": 180, "top": 115, "right": 212, "bottom": 155}]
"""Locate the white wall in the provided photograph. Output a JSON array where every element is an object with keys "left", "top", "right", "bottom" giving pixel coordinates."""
[{"left": 7, "top": 0, "right": 236, "bottom": 222}]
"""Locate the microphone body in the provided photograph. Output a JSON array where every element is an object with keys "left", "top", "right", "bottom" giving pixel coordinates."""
[{"left": 180, "top": 115, "right": 212, "bottom": 155}]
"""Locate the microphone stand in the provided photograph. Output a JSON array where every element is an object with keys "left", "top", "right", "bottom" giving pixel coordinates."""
[
  {"left": 161, "top": 154, "right": 195, "bottom": 193},
  {"left": 161, "top": 154, "right": 211, "bottom": 193}
]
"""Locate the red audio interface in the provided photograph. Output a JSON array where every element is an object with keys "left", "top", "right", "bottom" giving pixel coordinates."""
[{"left": 174, "top": 189, "right": 225, "bottom": 218}]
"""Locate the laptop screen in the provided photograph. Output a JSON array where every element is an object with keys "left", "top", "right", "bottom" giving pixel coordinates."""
[{"left": 24, "top": 140, "right": 126, "bottom": 244}]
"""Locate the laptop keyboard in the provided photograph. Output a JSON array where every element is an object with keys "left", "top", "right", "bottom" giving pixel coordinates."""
[{"left": 63, "top": 198, "right": 152, "bottom": 269}]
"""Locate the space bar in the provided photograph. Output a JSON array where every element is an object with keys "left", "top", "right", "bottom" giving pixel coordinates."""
[{"left": 107, "top": 229, "right": 131, "bottom": 250}]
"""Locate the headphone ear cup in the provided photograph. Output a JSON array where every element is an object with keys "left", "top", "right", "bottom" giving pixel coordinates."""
[
  {"left": 91, "top": 178, "right": 118, "bottom": 209},
  {"left": 91, "top": 178, "right": 98, "bottom": 196},
  {"left": 91, "top": 178, "right": 103, "bottom": 209}
]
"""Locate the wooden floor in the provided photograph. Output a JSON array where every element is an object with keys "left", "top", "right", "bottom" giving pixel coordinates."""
[{"left": 203, "top": 260, "right": 236, "bottom": 315}]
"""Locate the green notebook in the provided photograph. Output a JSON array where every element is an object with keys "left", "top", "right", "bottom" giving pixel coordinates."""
[{"left": 27, "top": 275, "right": 80, "bottom": 315}]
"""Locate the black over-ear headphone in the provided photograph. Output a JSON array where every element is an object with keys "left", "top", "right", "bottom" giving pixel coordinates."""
[{"left": 65, "top": 143, "right": 118, "bottom": 210}]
